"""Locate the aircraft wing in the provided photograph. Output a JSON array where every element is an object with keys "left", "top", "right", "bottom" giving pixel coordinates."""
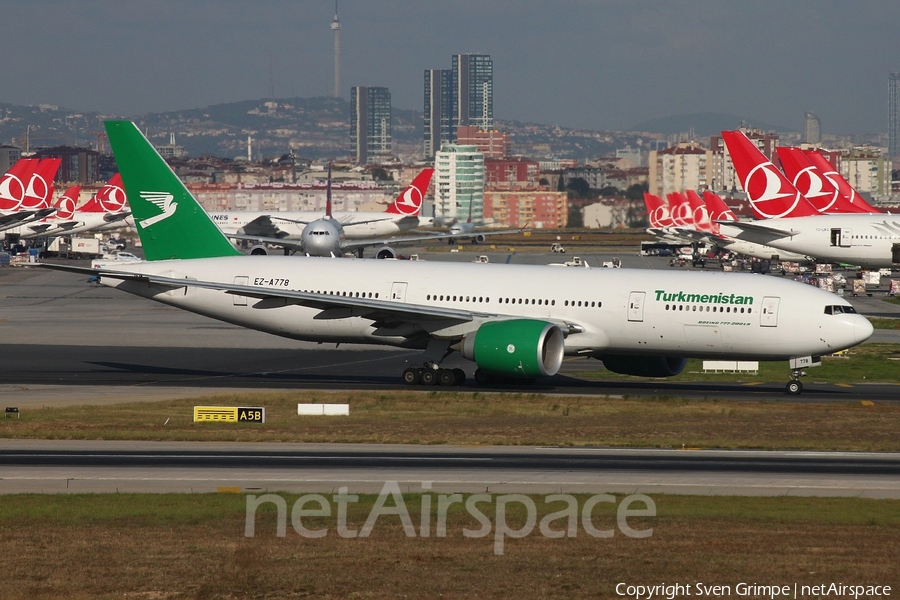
[
  {"left": 239, "top": 215, "right": 289, "bottom": 238},
  {"left": 716, "top": 220, "right": 799, "bottom": 240},
  {"left": 0, "top": 208, "right": 56, "bottom": 232},
  {"left": 270, "top": 214, "right": 398, "bottom": 228},
  {"left": 38, "top": 262, "right": 583, "bottom": 337},
  {"left": 104, "top": 211, "right": 131, "bottom": 223},
  {"left": 226, "top": 233, "right": 303, "bottom": 252}
]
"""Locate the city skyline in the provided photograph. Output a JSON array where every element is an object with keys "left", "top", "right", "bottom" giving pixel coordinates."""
[{"left": 1, "top": 1, "right": 899, "bottom": 135}]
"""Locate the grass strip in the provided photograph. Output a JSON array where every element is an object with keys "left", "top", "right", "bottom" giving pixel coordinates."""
[
  {"left": 2, "top": 389, "right": 899, "bottom": 450},
  {"left": 0, "top": 493, "right": 896, "bottom": 599}
]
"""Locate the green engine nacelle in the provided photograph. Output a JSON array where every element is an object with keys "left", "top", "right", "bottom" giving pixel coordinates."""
[{"left": 460, "top": 319, "right": 565, "bottom": 378}]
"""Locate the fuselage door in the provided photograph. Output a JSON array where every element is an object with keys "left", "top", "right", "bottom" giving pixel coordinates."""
[
  {"left": 390, "top": 282, "right": 408, "bottom": 302},
  {"left": 760, "top": 296, "right": 780, "bottom": 327},
  {"left": 233, "top": 276, "right": 249, "bottom": 306},
  {"left": 627, "top": 291, "right": 645, "bottom": 322},
  {"left": 830, "top": 228, "right": 852, "bottom": 248}
]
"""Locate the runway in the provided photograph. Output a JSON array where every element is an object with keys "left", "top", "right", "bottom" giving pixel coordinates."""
[
  {"left": 2, "top": 441, "right": 899, "bottom": 498},
  {"left": 3, "top": 257, "right": 900, "bottom": 499}
]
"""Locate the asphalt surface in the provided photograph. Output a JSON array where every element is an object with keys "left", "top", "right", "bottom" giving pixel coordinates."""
[
  {"left": 2, "top": 252, "right": 900, "bottom": 496},
  {"left": 2, "top": 256, "right": 899, "bottom": 402},
  {"left": 1, "top": 441, "right": 898, "bottom": 497}
]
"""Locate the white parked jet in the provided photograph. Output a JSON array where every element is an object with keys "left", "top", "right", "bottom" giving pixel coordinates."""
[
  {"left": 42, "top": 122, "right": 874, "bottom": 395},
  {"left": 719, "top": 130, "right": 900, "bottom": 269}
]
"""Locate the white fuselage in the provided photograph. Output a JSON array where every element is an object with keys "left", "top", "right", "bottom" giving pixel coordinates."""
[
  {"left": 648, "top": 227, "right": 809, "bottom": 262},
  {"left": 100, "top": 256, "right": 872, "bottom": 360},
  {"left": 720, "top": 214, "right": 900, "bottom": 268},
  {"left": 209, "top": 211, "right": 418, "bottom": 239}
]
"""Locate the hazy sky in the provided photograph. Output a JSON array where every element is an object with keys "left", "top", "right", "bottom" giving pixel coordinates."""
[{"left": 2, "top": 0, "right": 898, "bottom": 134}]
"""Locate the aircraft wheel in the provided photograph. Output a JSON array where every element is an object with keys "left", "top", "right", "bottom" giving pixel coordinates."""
[
  {"left": 474, "top": 369, "right": 489, "bottom": 385},
  {"left": 420, "top": 369, "right": 437, "bottom": 385},
  {"left": 402, "top": 367, "right": 420, "bottom": 385},
  {"left": 452, "top": 368, "right": 466, "bottom": 386},
  {"left": 786, "top": 380, "right": 803, "bottom": 395},
  {"left": 437, "top": 369, "right": 456, "bottom": 386}
]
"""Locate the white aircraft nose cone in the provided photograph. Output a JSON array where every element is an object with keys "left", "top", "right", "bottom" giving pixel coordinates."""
[{"left": 855, "top": 317, "right": 874, "bottom": 344}]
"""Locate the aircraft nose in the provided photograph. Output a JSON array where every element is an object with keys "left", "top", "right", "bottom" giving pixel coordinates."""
[{"left": 855, "top": 316, "right": 874, "bottom": 344}]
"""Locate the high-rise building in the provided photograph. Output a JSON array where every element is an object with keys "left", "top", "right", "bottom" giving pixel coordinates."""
[
  {"left": 350, "top": 86, "right": 392, "bottom": 165},
  {"left": 424, "top": 53, "right": 495, "bottom": 158},
  {"left": 452, "top": 54, "right": 493, "bottom": 134},
  {"left": 0, "top": 145, "right": 21, "bottom": 174},
  {"left": 804, "top": 111, "right": 821, "bottom": 145},
  {"left": 35, "top": 146, "right": 99, "bottom": 184},
  {"left": 434, "top": 144, "right": 485, "bottom": 224},
  {"left": 890, "top": 73, "right": 900, "bottom": 156},
  {"left": 424, "top": 69, "right": 453, "bottom": 159}
]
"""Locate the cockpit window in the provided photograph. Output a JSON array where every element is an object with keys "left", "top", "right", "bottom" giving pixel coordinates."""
[{"left": 824, "top": 305, "right": 857, "bottom": 315}]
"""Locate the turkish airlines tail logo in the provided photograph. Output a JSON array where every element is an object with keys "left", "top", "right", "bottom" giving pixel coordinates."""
[
  {"left": 137, "top": 191, "right": 177, "bottom": 228},
  {"left": 643, "top": 193, "right": 674, "bottom": 228},
  {"left": 387, "top": 168, "right": 434, "bottom": 216},
  {"left": 54, "top": 186, "right": 81, "bottom": 220},
  {"left": 703, "top": 191, "right": 737, "bottom": 222},
  {"left": 96, "top": 174, "right": 127, "bottom": 212},
  {"left": 721, "top": 131, "right": 817, "bottom": 219}
]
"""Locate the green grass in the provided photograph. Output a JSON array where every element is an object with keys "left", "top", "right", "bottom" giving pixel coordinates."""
[
  {"left": 871, "top": 316, "right": 900, "bottom": 329},
  {"left": 3, "top": 388, "right": 900, "bottom": 450},
  {"left": 571, "top": 343, "right": 900, "bottom": 383}
]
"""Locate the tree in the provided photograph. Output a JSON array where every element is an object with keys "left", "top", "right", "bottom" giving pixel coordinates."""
[
  {"left": 370, "top": 167, "right": 392, "bottom": 181},
  {"left": 597, "top": 185, "right": 620, "bottom": 197},
  {"left": 567, "top": 206, "right": 584, "bottom": 228},
  {"left": 624, "top": 182, "right": 648, "bottom": 201},
  {"left": 566, "top": 177, "right": 591, "bottom": 199}
]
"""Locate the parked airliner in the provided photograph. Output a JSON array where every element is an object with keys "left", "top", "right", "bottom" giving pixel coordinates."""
[{"left": 719, "top": 130, "right": 900, "bottom": 269}]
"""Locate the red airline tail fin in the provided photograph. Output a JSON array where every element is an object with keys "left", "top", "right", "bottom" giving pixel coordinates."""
[
  {"left": 667, "top": 192, "right": 693, "bottom": 226},
  {"left": 0, "top": 158, "right": 40, "bottom": 211},
  {"left": 643, "top": 192, "right": 674, "bottom": 227},
  {"left": 54, "top": 186, "right": 82, "bottom": 220},
  {"left": 721, "top": 130, "right": 819, "bottom": 219},
  {"left": 685, "top": 190, "right": 713, "bottom": 232},
  {"left": 386, "top": 168, "right": 434, "bottom": 216},
  {"left": 21, "top": 158, "right": 62, "bottom": 209},
  {"left": 702, "top": 191, "right": 738, "bottom": 236},
  {"left": 79, "top": 173, "right": 127, "bottom": 213},
  {"left": 803, "top": 150, "right": 881, "bottom": 213},
  {"left": 775, "top": 147, "right": 865, "bottom": 214},
  {"left": 703, "top": 191, "right": 738, "bottom": 223}
]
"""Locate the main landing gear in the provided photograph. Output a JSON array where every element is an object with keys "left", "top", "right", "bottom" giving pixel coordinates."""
[
  {"left": 402, "top": 365, "right": 466, "bottom": 386},
  {"left": 401, "top": 338, "right": 466, "bottom": 386}
]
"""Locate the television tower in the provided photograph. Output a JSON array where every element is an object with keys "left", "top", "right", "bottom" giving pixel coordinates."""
[{"left": 331, "top": 0, "right": 341, "bottom": 98}]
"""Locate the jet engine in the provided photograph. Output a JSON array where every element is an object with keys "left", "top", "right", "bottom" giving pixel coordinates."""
[
  {"left": 459, "top": 319, "right": 565, "bottom": 378},
  {"left": 598, "top": 355, "right": 687, "bottom": 377},
  {"left": 249, "top": 244, "right": 269, "bottom": 256},
  {"left": 375, "top": 246, "right": 397, "bottom": 259}
]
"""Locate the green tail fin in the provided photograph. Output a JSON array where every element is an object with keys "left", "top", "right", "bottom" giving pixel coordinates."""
[{"left": 105, "top": 120, "right": 242, "bottom": 261}]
